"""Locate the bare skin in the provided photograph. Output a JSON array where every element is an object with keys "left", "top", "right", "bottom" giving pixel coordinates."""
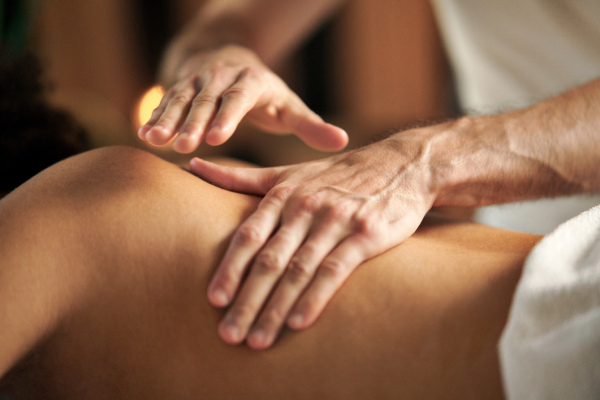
[
  {"left": 0, "top": 146, "right": 541, "bottom": 399},
  {"left": 138, "top": 0, "right": 348, "bottom": 153},
  {"left": 138, "top": 0, "right": 600, "bottom": 351},
  {"left": 187, "top": 78, "right": 600, "bottom": 349}
]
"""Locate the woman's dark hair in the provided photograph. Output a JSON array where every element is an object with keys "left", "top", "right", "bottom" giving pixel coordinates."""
[{"left": 0, "top": 51, "right": 90, "bottom": 193}]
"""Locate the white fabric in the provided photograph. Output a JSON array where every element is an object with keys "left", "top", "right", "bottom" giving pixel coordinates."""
[
  {"left": 499, "top": 204, "right": 600, "bottom": 399},
  {"left": 474, "top": 195, "right": 600, "bottom": 235},
  {"left": 431, "top": 0, "right": 600, "bottom": 235},
  {"left": 431, "top": 0, "right": 600, "bottom": 114}
]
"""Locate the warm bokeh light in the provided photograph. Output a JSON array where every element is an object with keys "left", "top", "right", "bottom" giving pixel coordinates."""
[{"left": 134, "top": 85, "right": 165, "bottom": 129}]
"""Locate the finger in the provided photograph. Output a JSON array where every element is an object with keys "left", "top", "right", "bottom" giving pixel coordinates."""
[
  {"left": 144, "top": 77, "right": 199, "bottom": 145},
  {"left": 284, "top": 96, "right": 348, "bottom": 151},
  {"left": 137, "top": 86, "right": 176, "bottom": 141},
  {"left": 189, "top": 157, "right": 280, "bottom": 195},
  {"left": 220, "top": 212, "right": 312, "bottom": 346},
  {"left": 207, "top": 185, "right": 294, "bottom": 308},
  {"left": 293, "top": 115, "right": 349, "bottom": 152},
  {"left": 172, "top": 76, "right": 235, "bottom": 153},
  {"left": 205, "top": 68, "right": 265, "bottom": 146},
  {"left": 247, "top": 94, "right": 349, "bottom": 152},
  {"left": 246, "top": 208, "right": 353, "bottom": 349},
  {"left": 287, "top": 234, "right": 374, "bottom": 330},
  {"left": 209, "top": 217, "right": 277, "bottom": 309}
]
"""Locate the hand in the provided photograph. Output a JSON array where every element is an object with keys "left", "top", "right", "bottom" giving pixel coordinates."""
[
  {"left": 138, "top": 44, "right": 348, "bottom": 154},
  {"left": 189, "top": 131, "right": 439, "bottom": 350}
]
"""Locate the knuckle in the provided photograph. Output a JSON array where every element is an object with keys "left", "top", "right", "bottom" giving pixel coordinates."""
[
  {"left": 319, "top": 258, "right": 346, "bottom": 279},
  {"left": 234, "top": 224, "right": 264, "bottom": 247},
  {"left": 182, "top": 74, "right": 199, "bottom": 89},
  {"left": 187, "top": 73, "right": 201, "bottom": 84},
  {"left": 213, "top": 272, "right": 236, "bottom": 293},
  {"left": 255, "top": 251, "right": 284, "bottom": 275},
  {"left": 221, "top": 87, "right": 247, "bottom": 102},
  {"left": 262, "top": 307, "right": 286, "bottom": 327},
  {"left": 296, "top": 192, "right": 322, "bottom": 214},
  {"left": 241, "top": 65, "right": 260, "bottom": 78},
  {"left": 239, "top": 66, "right": 263, "bottom": 83},
  {"left": 328, "top": 201, "right": 354, "bottom": 220},
  {"left": 299, "top": 241, "right": 318, "bottom": 259},
  {"left": 208, "top": 62, "right": 228, "bottom": 76},
  {"left": 268, "top": 186, "right": 293, "bottom": 204},
  {"left": 170, "top": 94, "right": 192, "bottom": 107},
  {"left": 354, "top": 214, "right": 380, "bottom": 237},
  {"left": 191, "top": 93, "right": 217, "bottom": 107},
  {"left": 286, "top": 258, "right": 313, "bottom": 284}
]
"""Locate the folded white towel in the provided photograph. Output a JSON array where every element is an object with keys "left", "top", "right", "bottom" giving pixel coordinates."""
[{"left": 500, "top": 204, "right": 600, "bottom": 399}]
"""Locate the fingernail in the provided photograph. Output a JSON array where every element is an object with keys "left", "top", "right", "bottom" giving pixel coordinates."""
[
  {"left": 137, "top": 125, "right": 150, "bottom": 140},
  {"left": 288, "top": 313, "right": 304, "bottom": 329},
  {"left": 224, "top": 325, "right": 241, "bottom": 343},
  {"left": 248, "top": 329, "right": 269, "bottom": 349},
  {"left": 189, "top": 158, "right": 200, "bottom": 169},
  {"left": 221, "top": 317, "right": 242, "bottom": 343},
  {"left": 146, "top": 126, "right": 167, "bottom": 142},
  {"left": 205, "top": 127, "right": 222, "bottom": 145},
  {"left": 209, "top": 287, "right": 229, "bottom": 307},
  {"left": 144, "top": 127, "right": 155, "bottom": 142},
  {"left": 208, "top": 121, "right": 222, "bottom": 132},
  {"left": 173, "top": 135, "right": 188, "bottom": 152}
]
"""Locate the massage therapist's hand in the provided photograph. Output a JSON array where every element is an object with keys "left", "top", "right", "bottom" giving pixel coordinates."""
[
  {"left": 138, "top": 44, "right": 348, "bottom": 154},
  {"left": 189, "top": 131, "right": 439, "bottom": 350}
]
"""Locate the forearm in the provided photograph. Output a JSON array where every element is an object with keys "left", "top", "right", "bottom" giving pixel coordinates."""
[
  {"left": 429, "top": 77, "right": 600, "bottom": 207},
  {"left": 159, "top": 0, "right": 345, "bottom": 86}
]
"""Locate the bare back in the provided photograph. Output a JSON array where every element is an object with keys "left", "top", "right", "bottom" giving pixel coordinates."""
[{"left": 0, "top": 147, "right": 541, "bottom": 399}]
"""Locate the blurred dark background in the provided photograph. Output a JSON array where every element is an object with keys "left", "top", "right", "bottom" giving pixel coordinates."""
[{"left": 23, "top": 0, "right": 455, "bottom": 165}]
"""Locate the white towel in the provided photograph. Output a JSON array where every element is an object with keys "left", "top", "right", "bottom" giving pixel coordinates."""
[{"left": 499, "top": 204, "right": 600, "bottom": 399}]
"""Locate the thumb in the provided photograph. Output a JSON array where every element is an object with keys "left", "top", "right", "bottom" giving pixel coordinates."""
[
  {"left": 284, "top": 101, "right": 348, "bottom": 151},
  {"left": 293, "top": 116, "right": 349, "bottom": 152},
  {"left": 189, "top": 158, "right": 279, "bottom": 195}
]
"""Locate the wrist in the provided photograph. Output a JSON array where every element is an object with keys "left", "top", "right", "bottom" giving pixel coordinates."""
[
  {"left": 381, "top": 124, "right": 458, "bottom": 210},
  {"left": 422, "top": 115, "right": 510, "bottom": 208}
]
